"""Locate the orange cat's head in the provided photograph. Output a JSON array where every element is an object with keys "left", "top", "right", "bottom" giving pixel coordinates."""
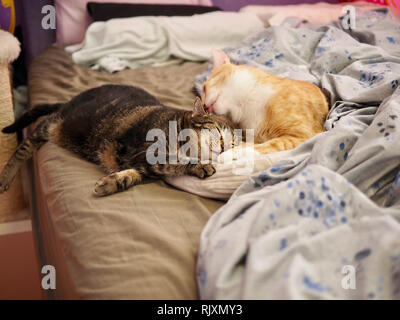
[
  {"left": 201, "top": 49, "right": 236, "bottom": 116},
  {"left": 201, "top": 49, "right": 269, "bottom": 126}
]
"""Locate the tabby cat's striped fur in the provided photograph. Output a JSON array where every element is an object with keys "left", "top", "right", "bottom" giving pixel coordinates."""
[{"left": 0, "top": 85, "right": 234, "bottom": 196}]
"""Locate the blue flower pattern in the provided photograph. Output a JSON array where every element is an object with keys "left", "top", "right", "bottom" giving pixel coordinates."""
[{"left": 197, "top": 9, "right": 400, "bottom": 299}]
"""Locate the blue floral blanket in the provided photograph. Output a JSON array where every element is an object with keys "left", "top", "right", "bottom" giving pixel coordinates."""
[{"left": 196, "top": 9, "right": 400, "bottom": 299}]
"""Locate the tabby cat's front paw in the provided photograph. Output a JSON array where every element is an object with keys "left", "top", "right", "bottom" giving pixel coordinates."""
[
  {"left": 94, "top": 169, "right": 141, "bottom": 196},
  {"left": 189, "top": 164, "right": 216, "bottom": 179},
  {"left": 94, "top": 173, "right": 133, "bottom": 196},
  {"left": 94, "top": 175, "right": 119, "bottom": 197}
]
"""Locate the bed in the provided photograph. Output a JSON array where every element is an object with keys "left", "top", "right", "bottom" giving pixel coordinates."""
[
  {"left": 21, "top": 1, "right": 400, "bottom": 300},
  {"left": 28, "top": 46, "right": 224, "bottom": 299},
  {"left": 22, "top": 2, "right": 270, "bottom": 299}
]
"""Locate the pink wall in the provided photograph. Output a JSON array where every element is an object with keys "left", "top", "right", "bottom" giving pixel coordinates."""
[{"left": 213, "top": 0, "right": 338, "bottom": 11}]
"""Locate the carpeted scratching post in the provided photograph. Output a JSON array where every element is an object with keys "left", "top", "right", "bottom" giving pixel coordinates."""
[{"left": 0, "top": 29, "right": 26, "bottom": 222}]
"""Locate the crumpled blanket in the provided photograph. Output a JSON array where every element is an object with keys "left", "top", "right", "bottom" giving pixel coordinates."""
[
  {"left": 197, "top": 9, "right": 400, "bottom": 299},
  {"left": 68, "top": 11, "right": 264, "bottom": 73}
]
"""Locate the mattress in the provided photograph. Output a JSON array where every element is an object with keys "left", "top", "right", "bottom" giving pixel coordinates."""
[{"left": 27, "top": 46, "right": 224, "bottom": 299}]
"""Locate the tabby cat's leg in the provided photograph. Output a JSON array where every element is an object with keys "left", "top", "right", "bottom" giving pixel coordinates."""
[
  {"left": 0, "top": 120, "right": 49, "bottom": 193},
  {"left": 93, "top": 169, "right": 142, "bottom": 196},
  {"left": 97, "top": 140, "right": 120, "bottom": 174},
  {"left": 150, "top": 163, "right": 216, "bottom": 179}
]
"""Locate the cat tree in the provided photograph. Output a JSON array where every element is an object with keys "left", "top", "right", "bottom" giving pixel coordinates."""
[{"left": 0, "top": 29, "right": 26, "bottom": 222}]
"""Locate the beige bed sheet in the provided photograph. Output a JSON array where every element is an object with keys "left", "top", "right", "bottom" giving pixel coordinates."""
[{"left": 28, "top": 46, "right": 223, "bottom": 299}]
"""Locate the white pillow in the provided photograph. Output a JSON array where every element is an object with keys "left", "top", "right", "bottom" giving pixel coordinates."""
[
  {"left": 165, "top": 149, "right": 291, "bottom": 200},
  {"left": 55, "top": 0, "right": 213, "bottom": 46}
]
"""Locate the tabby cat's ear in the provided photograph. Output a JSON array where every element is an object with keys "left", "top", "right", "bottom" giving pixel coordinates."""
[
  {"left": 211, "top": 49, "right": 230, "bottom": 71},
  {"left": 192, "top": 97, "right": 206, "bottom": 117}
]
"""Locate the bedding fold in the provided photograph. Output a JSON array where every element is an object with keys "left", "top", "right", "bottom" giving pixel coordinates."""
[
  {"left": 196, "top": 9, "right": 400, "bottom": 300},
  {"left": 68, "top": 11, "right": 265, "bottom": 73}
]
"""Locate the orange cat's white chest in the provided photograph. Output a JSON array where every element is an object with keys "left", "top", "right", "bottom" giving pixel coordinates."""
[{"left": 220, "top": 68, "right": 276, "bottom": 132}]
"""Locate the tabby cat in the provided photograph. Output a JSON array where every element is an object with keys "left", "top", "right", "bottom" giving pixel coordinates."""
[
  {"left": 0, "top": 85, "right": 234, "bottom": 196},
  {"left": 201, "top": 49, "right": 329, "bottom": 156}
]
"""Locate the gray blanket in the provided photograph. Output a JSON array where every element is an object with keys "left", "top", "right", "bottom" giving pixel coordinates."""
[{"left": 197, "top": 9, "right": 400, "bottom": 299}]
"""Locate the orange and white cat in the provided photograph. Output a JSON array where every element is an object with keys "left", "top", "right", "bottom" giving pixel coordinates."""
[{"left": 201, "top": 49, "right": 329, "bottom": 158}]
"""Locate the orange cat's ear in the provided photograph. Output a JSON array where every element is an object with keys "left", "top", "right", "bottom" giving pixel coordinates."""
[
  {"left": 211, "top": 49, "right": 230, "bottom": 71},
  {"left": 192, "top": 97, "right": 205, "bottom": 117}
]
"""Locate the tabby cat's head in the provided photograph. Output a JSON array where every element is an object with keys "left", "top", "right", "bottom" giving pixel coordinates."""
[{"left": 188, "top": 97, "right": 239, "bottom": 156}]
